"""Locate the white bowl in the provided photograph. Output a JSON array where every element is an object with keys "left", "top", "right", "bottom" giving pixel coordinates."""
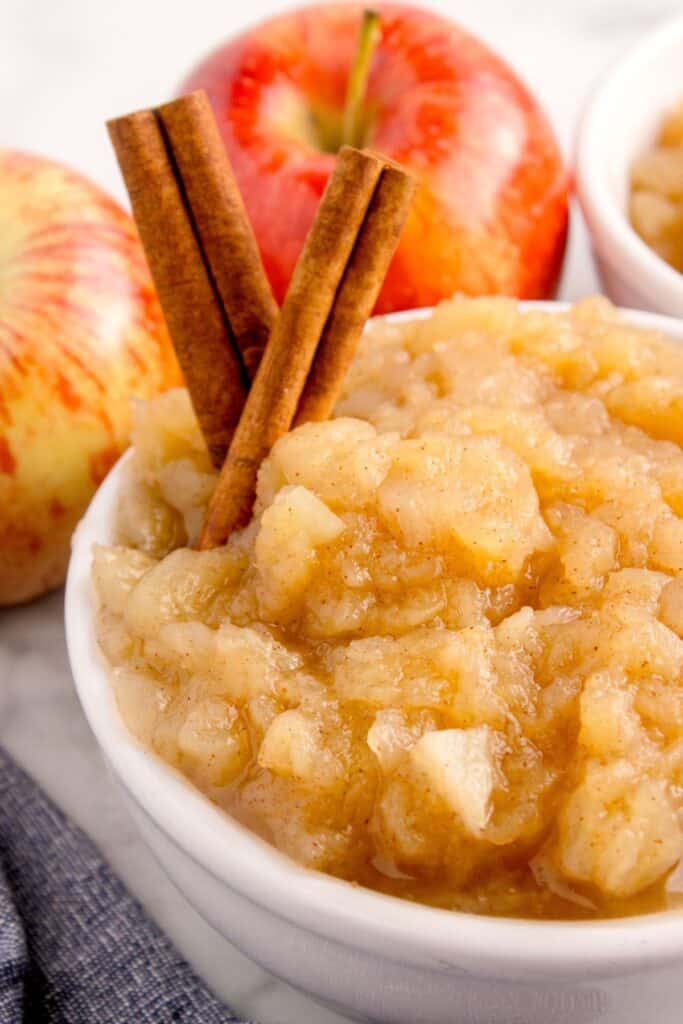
[
  {"left": 66, "top": 305, "right": 683, "bottom": 1024},
  {"left": 576, "top": 13, "right": 683, "bottom": 317}
]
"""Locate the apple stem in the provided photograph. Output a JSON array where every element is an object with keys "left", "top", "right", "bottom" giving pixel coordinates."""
[{"left": 341, "top": 9, "right": 381, "bottom": 149}]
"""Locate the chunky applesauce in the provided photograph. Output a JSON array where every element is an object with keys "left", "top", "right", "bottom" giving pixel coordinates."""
[
  {"left": 93, "top": 298, "right": 683, "bottom": 919},
  {"left": 630, "top": 99, "right": 683, "bottom": 272}
]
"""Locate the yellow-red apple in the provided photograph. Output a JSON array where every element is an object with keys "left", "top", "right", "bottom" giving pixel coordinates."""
[
  {"left": 182, "top": 2, "right": 570, "bottom": 313},
  {"left": 0, "top": 149, "right": 180, "bottom": 605}
]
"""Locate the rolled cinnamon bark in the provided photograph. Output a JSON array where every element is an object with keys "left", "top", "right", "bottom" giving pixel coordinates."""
[
  {"left": 199, "top": 146, "right": 385, "bottom": 548},
  {"left": 294, "top": 163, "right": 417, "bottom": 425},
  {"left": 156, "top": 92, "right": 277, "bottom": 379},
  {"left": 110, "top": 95, "right": 415, "bottom": 550},
  {"left": 108, "top": 109, "right": 248, "bottom": 468}
]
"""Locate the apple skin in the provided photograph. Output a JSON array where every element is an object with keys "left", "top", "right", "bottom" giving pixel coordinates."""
[
  {"left": 182, "top": 2, "right": 569, "bottom": 313},
  {"left": 0, "top": 149, "right": 181, "bottom": 605}
]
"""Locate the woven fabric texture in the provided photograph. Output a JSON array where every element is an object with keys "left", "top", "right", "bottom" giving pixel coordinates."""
[{"left": 0, "top": 746, "right": 247, "bottom": 1024}]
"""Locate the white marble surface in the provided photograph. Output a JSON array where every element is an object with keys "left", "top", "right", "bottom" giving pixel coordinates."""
[{"left": 0, "top": 1, "right": 680, "bottom": 1021}]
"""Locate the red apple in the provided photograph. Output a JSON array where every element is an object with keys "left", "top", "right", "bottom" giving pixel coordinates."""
[
  {"left": 183, "top": 2, "right": 569, "bottom": 313},
  {"left": 0, "top": 149, "right": 180, "bottom": 605}
]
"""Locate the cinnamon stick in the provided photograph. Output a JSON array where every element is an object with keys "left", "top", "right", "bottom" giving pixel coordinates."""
[
  {"left": 156, "top": 92, "right": 278, "bottom": 378},
  {"left": 199, "top": 146, "right": 385, "bottom": 548},
  {"left": 294, "top": 163, "right": 417, "bottom": 425},
  {"left": 200, "top": 147, "right": 415, "bottom": 550},
  {"left": 108, "top": 109, "right": 248, "bottom": 468}
]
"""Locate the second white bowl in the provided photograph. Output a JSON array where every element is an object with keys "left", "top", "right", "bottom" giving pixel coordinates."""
[{"left": 576, "top": 14, "right": 683, "bottom": 317}]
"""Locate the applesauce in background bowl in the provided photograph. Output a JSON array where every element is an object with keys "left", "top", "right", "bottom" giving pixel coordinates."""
[
  {"left": 68, "top": 301, "right": 683, "bottom": 1024},
  {"left": 629, "top": 98, "right": 683, "bottom": 274},
  {"left": 576, "top": 12, "right": 683, "bottom": 317}
]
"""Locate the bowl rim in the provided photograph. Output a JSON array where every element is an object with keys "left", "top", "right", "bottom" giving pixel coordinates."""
[
  {"left": 66, "top": 302, "right": 683, "bottom": 980},
  {"left": 575, "top": 11, "right": 683, "bottom": 306}
]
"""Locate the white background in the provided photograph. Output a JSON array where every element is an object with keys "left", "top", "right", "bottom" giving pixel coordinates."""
[{"left": 0, "top": 1, "right": 679, "bottom": 1021}]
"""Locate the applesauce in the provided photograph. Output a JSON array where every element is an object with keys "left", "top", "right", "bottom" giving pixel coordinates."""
[
  {"left": 630, "top": 99, "right": 683, "bottom": 272},
  {"left": 93, "top": 297, "right": 683, "bottom": 919}
]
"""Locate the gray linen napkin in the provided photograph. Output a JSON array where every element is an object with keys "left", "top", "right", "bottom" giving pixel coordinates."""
[{"left": 0, "top": 746, "right": 248, "bottom": 1023}]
